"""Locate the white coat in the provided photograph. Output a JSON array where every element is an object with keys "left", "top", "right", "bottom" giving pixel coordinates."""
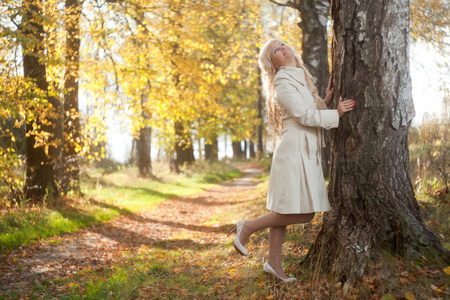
[{"left": 266, "top": 66, "right": 339, "bottom": 214}]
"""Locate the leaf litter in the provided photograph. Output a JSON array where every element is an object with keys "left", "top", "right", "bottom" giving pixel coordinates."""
[{"left": 0, "top": 165, "right": 449, "bottom": 299}]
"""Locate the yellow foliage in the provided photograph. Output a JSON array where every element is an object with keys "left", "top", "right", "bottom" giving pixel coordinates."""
[{"left": 0, "top": 0, "right": 302, "bottom": 199}]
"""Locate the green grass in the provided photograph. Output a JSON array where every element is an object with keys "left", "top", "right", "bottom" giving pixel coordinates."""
[
  {"left": 0, "top": 203, "right": 118, "bottom": 252},
  {"left": 0, "top": 161, "right": 242, "bottom": 252}
]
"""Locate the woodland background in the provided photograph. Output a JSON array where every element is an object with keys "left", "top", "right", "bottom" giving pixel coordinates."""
[
  {"left": 0, "top": 0, "right": 449, "bottom": 200},
  {"left": 0, "top": 0, "right": 449, "bottom": 299}
]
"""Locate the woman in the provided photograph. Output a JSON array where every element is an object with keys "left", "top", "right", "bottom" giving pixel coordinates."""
[{"left": 228, "top": 39, "right": 355, "bottom": 282}]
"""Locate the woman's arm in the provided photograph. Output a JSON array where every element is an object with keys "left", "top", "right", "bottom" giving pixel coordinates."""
[{"left": 274, "top": 75, "right": 339, "bottom": 129}]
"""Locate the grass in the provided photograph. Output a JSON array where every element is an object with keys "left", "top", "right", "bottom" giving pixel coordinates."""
[
  {"left": 0, "top": 160, "right": 242, "bottom": 253},
  {"left": 416, "top": 191, "right": 450, "bottom": 249},
  {"left": 0, "top": 202, "right": 118, "bottom": 252}
]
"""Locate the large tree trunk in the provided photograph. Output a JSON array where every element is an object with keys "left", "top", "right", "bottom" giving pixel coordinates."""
[
  {"left": 304, "top": 0, "right": 449, "bottom": 281},
  {"left": 62, "top": 0, "right": 82, "bottom": 194},
  {"left": 22, "top": 0, "right": 60, "bottom": 201}
]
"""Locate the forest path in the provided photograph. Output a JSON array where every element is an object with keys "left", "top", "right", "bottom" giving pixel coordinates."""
[{"left": 0, "top": 165, "right": 263, "bottom": 297}]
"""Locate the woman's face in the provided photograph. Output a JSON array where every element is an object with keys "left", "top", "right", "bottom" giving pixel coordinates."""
[{"left": 270, "top": 41, "right": 295, "bottom": 69}]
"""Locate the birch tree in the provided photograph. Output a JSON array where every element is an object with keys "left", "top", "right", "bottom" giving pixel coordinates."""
[{"left": 305, "top": 0, "right": 450, "bottom": 280}]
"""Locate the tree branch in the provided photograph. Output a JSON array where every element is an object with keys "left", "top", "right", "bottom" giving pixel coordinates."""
[{"left": 269, "top": 0, "right": 295, "bottom": 9}]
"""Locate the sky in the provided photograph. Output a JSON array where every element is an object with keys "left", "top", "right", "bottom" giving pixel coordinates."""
[
  {"left": 410, "top": 40, "right": 449, "bottom": 124},
  {"left": 104, "top": 41, "right": 449, "bottom": 163}
]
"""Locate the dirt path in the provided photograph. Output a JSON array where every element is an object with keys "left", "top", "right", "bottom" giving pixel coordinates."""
[{"left": 0, "top": 166, "right": 263, "bottom": 297}]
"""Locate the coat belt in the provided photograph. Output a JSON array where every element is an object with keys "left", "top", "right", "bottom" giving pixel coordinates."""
[{"left": 283, "top": 118, "right": 326, "bottom": 149}]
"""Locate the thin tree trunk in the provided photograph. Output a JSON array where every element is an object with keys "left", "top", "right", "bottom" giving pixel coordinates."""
[
  {"left": 138, "top": 126, "right": 152, "bottom": 177},
  {"left": 174, "top": 121, "right": 195, "bottom": 168},
  {"left": 304, "top": 0, "right": 449, "bottom": 281},
  {"left": 137, "top": 89, "right": 152, "bottom": 177},
  {"left": 232, "top": 140, "right": 244, "bottom": 160},
  {"left": 249, "top": 141, "right": 256, "bottom": 158},
  {"left": 205, "top": 137, "right": 219, "bottom": 161},
  {"left": 62, "top": 0, "right": 82, "bottom": 193},
  {"left": 244, "top": 140, "right": 248, "bottom": 159},
  {"left": 257, "top": 69, "right": 264, "bottom": 159},
  {"left": 22, "top": 0, "right": 60, "bottom": 201}
]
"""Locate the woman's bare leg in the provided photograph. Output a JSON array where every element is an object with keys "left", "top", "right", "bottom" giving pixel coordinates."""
[
  {"left": 268, "top": 226, "right": 287, "bottom": 278},
  {"left": 238, "top": 212, "right": 314, "bottom": 246}
]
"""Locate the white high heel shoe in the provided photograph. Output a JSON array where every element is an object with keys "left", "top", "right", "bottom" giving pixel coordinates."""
[
  {"left": 263, "top": 262, "right": 296, "bottom": 283},
  {"left": 227, "top": 220, "right": 249, "bottom": 256}
]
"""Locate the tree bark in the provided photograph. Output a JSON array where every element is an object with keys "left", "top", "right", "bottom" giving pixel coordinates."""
[
  {"left": 62, "top": 0, "right": 82, "bottom": 194},
  {"left": 22, "top": 0, "right": 60, "bottom": 201},
  {"left": 304, "top": 0, "right": 450, "bottom": 281},
  {"left": 294, "top": 0, "right": 330, "bottom": 96}
]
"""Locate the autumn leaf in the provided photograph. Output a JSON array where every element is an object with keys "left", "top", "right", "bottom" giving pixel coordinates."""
[
  {"left": 381, "top": 294, "right": 396, "bottom": 300},
  {"left": 443, "top": 266, "right": 450, "bottom": 275},
  {"left": 404, "top": 291, "right": 415, "bottom": 300}
]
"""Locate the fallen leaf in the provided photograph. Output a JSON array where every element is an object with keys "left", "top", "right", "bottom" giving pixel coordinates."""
[
  {"left": 430, "top": 284, "right": 444, "bottom": 294},
  {"left": 443, "top": 266, "right": 450, "bottom": 275},
  {"left": 381, "top": 294, "right": 396, "bottom": 300},
  {"left": 404, "top": 291, "right": 415, "bottom": 300},
  {"left": 343, "top": 282, "right": 349, "bottom": 296},
  {"left": 400, "top": 277, "right": 409, "bottom": 285}
]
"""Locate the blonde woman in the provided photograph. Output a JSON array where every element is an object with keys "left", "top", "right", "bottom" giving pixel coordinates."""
[{"left": 228, "top": 39, "right": 355, "bottom": 282}]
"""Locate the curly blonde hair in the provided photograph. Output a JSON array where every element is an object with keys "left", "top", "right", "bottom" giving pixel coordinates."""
[{"left": 258, "top": 39, "right": 326, "bottom": 136}]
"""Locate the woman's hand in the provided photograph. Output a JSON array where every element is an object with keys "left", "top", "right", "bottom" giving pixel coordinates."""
[
  {"left": 325, "top": 77, "right": 334, "bottom": 106},
  {"left": 337, "top": 96, "right": 356, "bottom": 117}
]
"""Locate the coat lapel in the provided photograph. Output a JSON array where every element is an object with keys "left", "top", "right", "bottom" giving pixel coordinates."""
[{"left": 278, "top": 66, "right": 306, "bottom": 86}]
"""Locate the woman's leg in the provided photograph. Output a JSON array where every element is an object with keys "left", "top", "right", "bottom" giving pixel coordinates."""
[
  {"left": 268, "top": 226, "right": 288, "bottom": 278},
  {"left": 239, "top": 212, "right": 314, "bottom": 246}
]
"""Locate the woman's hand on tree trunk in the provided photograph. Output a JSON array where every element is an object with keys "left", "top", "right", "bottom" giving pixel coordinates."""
[{"left": 337, "top": 97, "right": 356, "bottom": 117}]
